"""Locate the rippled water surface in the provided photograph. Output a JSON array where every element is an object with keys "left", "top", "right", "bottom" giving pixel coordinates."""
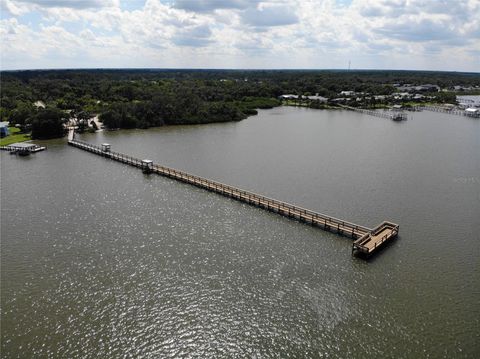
[{"left": 1, "top": 107, "right": 479, "bottom": 358}]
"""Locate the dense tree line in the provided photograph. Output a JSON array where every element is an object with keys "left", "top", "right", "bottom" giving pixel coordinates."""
[
  {"left": 0, "top": 69, "right": 478, "bottom": 138},
  {"left": 30, "top": 107, "right": 68, "bottom": 139}
]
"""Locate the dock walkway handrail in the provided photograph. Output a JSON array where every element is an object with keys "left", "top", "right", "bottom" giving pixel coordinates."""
[
  {"left": 68, "top": 138, "right": 372, "bottom": 234},
  {"left": 69, "top": 135, "right": 399, "bottom": 257},
  {"left": 416, "top": 105, "right": 480, "bottom": 118},
  {"left": 157, "top": 165, "right": 372, "bottom": 232},
  {"left": 339, "top": 105, "right": 407, "bottom": 121}
]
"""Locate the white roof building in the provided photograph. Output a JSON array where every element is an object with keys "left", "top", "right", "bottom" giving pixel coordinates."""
[
  {"left": 279, "top": 94, "right": 299, "bottom": 99},
  {"left": 306, "top": 95, "right": 328, "bottom": 102}
]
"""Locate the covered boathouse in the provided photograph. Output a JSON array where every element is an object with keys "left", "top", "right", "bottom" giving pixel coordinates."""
[{"left": 2, "top": 142, "right": 46, "bottom": 155}]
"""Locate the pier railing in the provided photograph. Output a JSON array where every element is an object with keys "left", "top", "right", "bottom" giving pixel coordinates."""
[
  {"left": 415, "top": 105, "right": 479, "bottom": 118},
  {"left": 352, "top": 221, "right": 399, "bottom": 254},
  {"left": 339, "top": 105, "right": 407, "bottom": 121},
  {"left": 69, "top": 138, "right": 371, "bottom": 238},
  {"left": 69, "top": 135, "right": 399, "bottom": 257},
  {"left": 153, "top": 163, "right": 372, "bottom": 235}
]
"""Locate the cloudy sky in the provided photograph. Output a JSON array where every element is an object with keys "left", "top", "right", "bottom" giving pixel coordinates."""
[{"left": 1, "top": 0, "right": 479, "bottom": 71}]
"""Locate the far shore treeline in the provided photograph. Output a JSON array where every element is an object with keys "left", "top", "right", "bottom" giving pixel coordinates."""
[{"left": 1, "top": 69, "right": 479, "bottom": 139}]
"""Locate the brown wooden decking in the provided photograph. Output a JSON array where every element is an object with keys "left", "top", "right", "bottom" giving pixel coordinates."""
[
  {"left": 352, "top": 221, "right": 399, "bottom": 255},
  {"left": 68, "top": 132, "right": 399, "bottom": 258}
]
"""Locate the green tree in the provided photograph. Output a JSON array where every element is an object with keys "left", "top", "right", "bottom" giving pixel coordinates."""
[
  {"left": 9, "top": 102, "right": 36, "bottom": 128},
  {"left": 75, "top": 110, "right": 93, "bottom": 133},
  {"left": 99, "top": 111, "right": 120, "bottom": 129},
  {"left": 30, "top": 107, "right": 68, "bottom": 139}
]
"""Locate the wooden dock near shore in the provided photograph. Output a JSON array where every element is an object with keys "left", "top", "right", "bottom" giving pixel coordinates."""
[
  {"left": 68, "top": 132, "right": 399, "bottom": 257},
  {"left": 0, "top": 143, "right": 46, "bottom": 155},
  {"left": 340, "top": 105, "right": 408, "bottom": 121},
  {"left": 415, "top": 105, "right": 480, "bottom": 118}
]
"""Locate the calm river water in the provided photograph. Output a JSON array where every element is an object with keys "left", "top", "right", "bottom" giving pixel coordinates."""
[{"left": 1, "top": 107, "right": 479, "bottom": 358}]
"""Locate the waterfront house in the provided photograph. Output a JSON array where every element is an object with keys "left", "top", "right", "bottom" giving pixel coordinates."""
[
  {"left": 393, "top": 92, "right": 411, "bottom": 100},
  {"left": 306, "top": 95, "right": 328, "bottom": 102},
  {"left": 452, "top": 85, "right": 476, "bottom": 92},
  {"left": 395, "top": 85, "right": 416, "bottom": 92},
  {"left": 279, "top": 94, "right": 299, "bottom": 100},
  {"left": 415, "top": 84, "right": 440, "bottom": 92}
]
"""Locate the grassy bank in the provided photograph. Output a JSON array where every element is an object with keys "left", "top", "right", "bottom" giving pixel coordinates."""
[{"left": 0, "top": 127, "right": 31, "bottom": 146}]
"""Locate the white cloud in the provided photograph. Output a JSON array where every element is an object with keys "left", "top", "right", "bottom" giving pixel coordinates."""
[
  {"left": 173, "top": 0, "right": 259, "bottom": 12},
  {"left": 15, "top": 0, "right": 119, "bottom": 9},
  {"left": 1, "top": 0, "right": 33, "bottom": 16},
  {"left": 0, "top": 0, "right": 479, "bottom": 71},
  {"left": 241, "top": 4, "right": 299, "bottom": 27}
]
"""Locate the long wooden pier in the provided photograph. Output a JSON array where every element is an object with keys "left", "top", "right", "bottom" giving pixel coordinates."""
[
  {"left": 68, "top": 133, "right": 399, "bottom": 257},
  {"left": 415, "top": 105, "right": 480, "bottom": 118},
  {"left": 340, "top": 105, "right": 408, "bottom": 121}
]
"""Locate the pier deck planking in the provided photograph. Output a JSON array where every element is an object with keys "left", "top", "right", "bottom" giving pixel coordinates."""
[{"left": 68, "top": 132, "right": 398, "bottom": 258}]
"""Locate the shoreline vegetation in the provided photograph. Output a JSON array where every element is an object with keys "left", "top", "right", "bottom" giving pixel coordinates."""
[
  {"left": 0, "top": 127, "right": 31, "bottom": 146},
  {"left": 1, "top": 69, "right": 479, "bottom": 140}
]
